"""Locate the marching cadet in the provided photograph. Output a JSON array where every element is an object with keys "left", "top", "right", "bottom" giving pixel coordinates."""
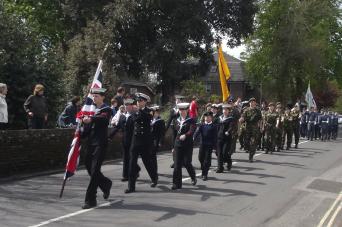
[
  {"left": 259, "top": 102, "right": 268, "bottom": 151},
  {"left": 199, "top": 103, "right": 212, "bottom": 123},
  {"left": 193, "top": 111, "right": 217, "bottom": 180},
  {"left": 172, "top": 102, "right": 197, "bottom": 190},
  {"left": 291, "top": 103, "right": 301, "bottom": 148},
  {"left": 283, "top": 107, "right": 293, "bottom": 150},
  {"left": 300, "top": 107, "right": 309, "bottom": 138},
  {"left": 320, "top": 110, "right": 330, "bottom": 141},
  {"left": 328, "top": 111, "right": 334, "bottom": 140},
  {"left": 216, "top": 104, "right": 234, "bottom": 172},
  {"left": 239, "top": 98, "right": 262, "bottom": 162},
  {"left": 264, "top": 102, "right": 277, "bottom": 154},
  {"left": 108, "top": 98, "right": 139, "bottom": 182},
  {"left": 275, "top": 103, "right": 284, "bottom": 152},
  {"left": 81, "top": 88, "right": 113, "bottom": 209},
  {"left": 211, "top": 104, "right": 221, "bottom": 125},
  {"left": 314, "top": 108, "right": 322, "bottom": 140},
  {"left": 166, "top": 95, "right": 184, "bottom": 168},
  {"left": 306, "top": 106, "right": 316, "bottom": 141},
  {"left": 151, "top": 105, "right": 166, "bottom": 174},
  {"left": 125, "top": 93, "right": 158, "bottom": 193},
  {"left": 229, "top": 100, "right": 241, "bottom": 154},
  {"left": 332, "top": 112, "right": 339, "bottom": 140}
]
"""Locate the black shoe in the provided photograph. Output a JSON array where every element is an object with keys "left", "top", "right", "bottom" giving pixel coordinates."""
[
  {"left": 124, "top": 188, "right": 135, "bottom": 194},
  {"left": 150, "top": 179, "right": 158, "bottom": 188},
  {"left": 191, "top": 178, "right": 197, "bottom": 186},
  {"left": 171, "top": 184, "right": 180, "bottom": 190},
  {"left": 249, "top": 159, "right": 253, "bottom": 163},
  {"left": 103, "top": 181, "right": 112, "bottom": 200},
  {"left": 121, "top": 178, "right": 128, "bottom": 182},
  {"left": 226, "top": 164, "right": 232, "bottom": 171},
  {"left": 82, "top": 201, "right": 97, "bottom": 209},
  {"left": 216, "top": 168, "right": 223, "bottom": 173},
  {"left": 286, "top": 147, "right": 289, "bottom": 150},
  {"left": 202, "top": 175, "right": 208, "bottom": 181},
  {"left": 170, "top": 163, "right": 174, "bottom": 168},
  {"left": 295, "top": 144, "right": 298, "bottom": 148}
]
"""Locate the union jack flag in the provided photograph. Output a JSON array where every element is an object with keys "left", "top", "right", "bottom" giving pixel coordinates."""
[{"left": 63, "top": 60, "right": 103, "bottom": 180}]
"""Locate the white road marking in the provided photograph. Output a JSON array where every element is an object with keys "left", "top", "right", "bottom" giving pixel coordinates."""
[
  {"left": 317, "top": 192, "right": 342, "bottom": 227},
  {"left": 327, "top": 200, "right": 342, "bottom": 227},
  {"left": 28, "top": 201, "right": 117, "bottom": 227}
]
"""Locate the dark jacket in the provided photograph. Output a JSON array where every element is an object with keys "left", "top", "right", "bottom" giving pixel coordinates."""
[
  {"left": 131, "top": 107, "right": 153, "bottom": 146},
  {"left": 174, "top": 116, "right": 196, "bottom": 148},
  {"left": 23, "top": 94, "right": 48, "bottom": 118},
  {"left": 217, "top": 115, "right": 234, "bottom": 141},
  {"left": 194, "top": 122, "right": 217, "bottom": 146},
  {"left": 82, "top": 104, "right": 112, "bottom": 146},
  {"left": 151, "top": 116, "right": 166, "bottom": 147},
  {"left": 114, "top": 95, "right": 124, "bottom": 111},
  {"left": 58, "top": 103, "right": 78, "bottom": 126},
  {"left": 166, "top": 107, "right": 179, "bottom": 131}
]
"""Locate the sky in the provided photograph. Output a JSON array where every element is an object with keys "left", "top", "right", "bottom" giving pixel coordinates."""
[{"left": 221, "top": 39, "right": 246, "bottom": 60}]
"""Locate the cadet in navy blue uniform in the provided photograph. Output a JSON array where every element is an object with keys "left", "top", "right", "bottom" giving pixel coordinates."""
[
  {"left": 151, "top": 105, "right": 166, "bottom": 174},
  {"left": 332, "top": 112, "right": 339, "bottom": 140},
  {"left": 314, "top": 109, "right": 321, "bottom": 140},
  {"left": 109, "top": 98, "right": 139, "bottom": 182},
  {"left": 166, "top": 95, "right": 184, "bottom": 168},
  {"left": 216, "top": 104, "right": 234, "bottom": 173},
  {"left": 300, "top": 108, "right": 309, "bottom": 137},
  {"left": 320, "top": 110, "right": 330, "bottom": 141},
  {"left": 125, "top": 93, "right": 158, "bottom": 193},
  {"left": 81, "top": 88, "right": 113, "bottom": 209},
  {"left": 306, "top": 107, "right": 316, "bottom": 141},
  {"left": 194, "top": 111, "right": 217, "bottom": 181},
  {"left": 172, "top": 102, "right": 197, "bottom": 190}
]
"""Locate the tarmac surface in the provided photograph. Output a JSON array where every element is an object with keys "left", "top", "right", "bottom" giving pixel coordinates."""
[{"left": 0, "top": 135, "right": 341, "bottom": 227}]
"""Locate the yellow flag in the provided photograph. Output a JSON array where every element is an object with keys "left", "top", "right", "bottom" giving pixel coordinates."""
[{"left": 217, "top": 44, "right": 231, "bottom": 101}]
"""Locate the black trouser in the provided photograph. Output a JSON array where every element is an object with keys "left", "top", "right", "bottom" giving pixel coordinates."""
[
  {"left": 85, "top": 145, "right": 112, "bottom": 203},
  {"left": 28, "top": 116, "right": 45, "bottom": 129},
  {"left": 198, "top": 144, "right": 213, "bottom": 177},
  {"left": 171, "top": 129, "right": 177, "bottom": 162},
  {"left": 128, "top": 144, "right": 157, "bottom": 191},
  {"left": 293, "top": 122, "right": 300, "bottom": 146},
  {"left": 122, "top": 143, "right": 132, "bottom": 179},
  {"left": 0, "top": 123, "right": 7, "bottom": 130},
  {"left": 173, "top": 144, "right": 196, "bottom": 188},
  {"left": 151, "top": 141, "right": 159, "bottom": 174},
  {"left": 307, "top": 123, "right": 315, "bottom": 140},
  {"left": 217, "top": 138, "right": 231, "bottom": 171}
]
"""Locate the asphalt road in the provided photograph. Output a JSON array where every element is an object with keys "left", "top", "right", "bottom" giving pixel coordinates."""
[{"left": 0, "top": 135, "right": 341, "bottom": 227}]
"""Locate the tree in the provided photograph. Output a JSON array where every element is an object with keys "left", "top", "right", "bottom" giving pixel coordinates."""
[
  {"left": 245, "top": 0, "right": 342, "bottom": 104},
  {"left": 0, "top": 5, "right": 64, "bottom": 128}
]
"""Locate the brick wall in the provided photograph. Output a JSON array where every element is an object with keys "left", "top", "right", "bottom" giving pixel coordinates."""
[{"left": 0, "top": 128, "right": 172, "bottom": 178}]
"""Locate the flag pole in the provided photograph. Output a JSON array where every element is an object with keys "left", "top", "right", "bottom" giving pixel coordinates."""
[{"left": 59, "top": 42, "right": 110, "bottom": 199}]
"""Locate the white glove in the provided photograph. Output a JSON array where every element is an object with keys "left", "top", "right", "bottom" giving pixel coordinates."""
[
  {"left": 180, "top": 135, "right": 186, "bottom": 141},
  {"left": 225, "top": 131, "right": 229, "bottom": 136}
]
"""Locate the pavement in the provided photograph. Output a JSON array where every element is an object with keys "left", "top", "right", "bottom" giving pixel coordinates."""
[{"left": 0, "top": 136, "right": 341, "bottom": 227}]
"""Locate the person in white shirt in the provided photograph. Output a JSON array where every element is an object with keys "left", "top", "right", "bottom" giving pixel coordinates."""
[{"left": 0, "top": 83, "right": 8, "bottom": 130}]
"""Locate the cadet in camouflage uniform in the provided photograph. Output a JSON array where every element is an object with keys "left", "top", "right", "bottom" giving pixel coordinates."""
[
  {"left": 291, "top": 104, "right": 301, "bottom": 148},
  {"left": 259, "top": 102, "right": 267, "bottom": 151},
  {"left": 239, "top": 98, "right": 262, "bottom": 162},
  {"left": 264, "top": 102, "right": 277, "bottom": 154},
  {"left": 283, "top": 107, "right": 293, "bottom": 150},
  {"left": 275, "top": 103, "right": 284, "bottom": 152},
  {"left": 229, "top": 100, "right": 241, "bottom": 154}
]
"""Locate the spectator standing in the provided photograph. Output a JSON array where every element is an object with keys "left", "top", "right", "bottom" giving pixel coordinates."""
[
  {"left": 113, "top": 87, "right": 125, "bottom": 111},
  {"left": 189, "top": 96, "right": 198, "bottom": 121},
  {"left": 58, "top": 96, "right": 81, "bottom": 127},
  {"left": 23, "top": 84, "right": 48, "bottom": 129},
  {"left": 0, "top": 83, "right": 8, "bottom": 130},
  {"left": 110, "top": 98, "right": 118, "bottom": 117}
]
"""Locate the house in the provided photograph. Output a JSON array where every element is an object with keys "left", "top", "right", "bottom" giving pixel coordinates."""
[{"left": 200, "top": 52, "right": 252, "bottom": 101}]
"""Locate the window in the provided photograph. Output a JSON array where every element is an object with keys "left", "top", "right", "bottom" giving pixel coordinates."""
[{"left": 130, "top": 87, "right": 137, "bottom": 94}]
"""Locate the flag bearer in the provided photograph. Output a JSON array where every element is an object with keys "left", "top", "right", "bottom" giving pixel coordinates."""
[{"left": 81, "top": 88, "right": 113, "bottom": 209}]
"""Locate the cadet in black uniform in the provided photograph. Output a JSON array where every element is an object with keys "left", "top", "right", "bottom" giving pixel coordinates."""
[
  {"left": 194, "top": 111, "right": 217, "bottom": 180},
  {"left": 109, "top": 98, "right": 139, "bottom": 182},
  {"left": 125, "top": 93, "right": 158, "bottom": 193},
  {"left": 216, "top": 104, "right": 234, "bottom": 173},
  {"left": 151, "top": 105, "right": 166, "bottom": 174},
  {"left": 172, "top": 102, "right": 197, "bottom": 190},
  {"left": 166, "top": 95, "right": 184, "bottom": 168},
  {"left": 81, "top": 88, "right": 113, "bottom": 209}
]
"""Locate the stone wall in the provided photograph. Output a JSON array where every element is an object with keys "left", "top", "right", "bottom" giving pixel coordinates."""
[{"left": 0, "top": 128, "right": 172, "bottom": 178}]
